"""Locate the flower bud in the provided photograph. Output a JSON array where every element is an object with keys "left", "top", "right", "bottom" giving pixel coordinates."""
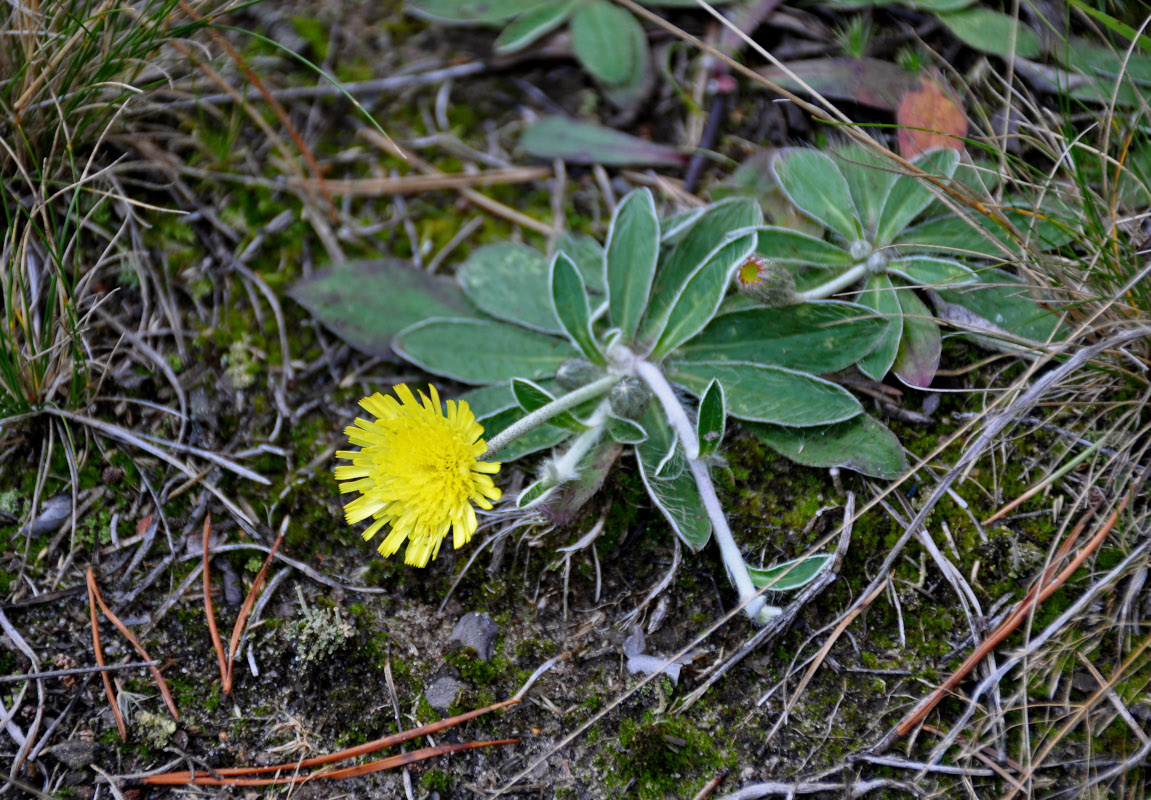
[
  {"left": 610, "top": 376, "right": 650, "bottom": 420},
  {"left": 735, "top": 254, "right": 796, "bottom": 307},
  {"left": 556, "top": 358, "right": 603, "bottom": 391}
]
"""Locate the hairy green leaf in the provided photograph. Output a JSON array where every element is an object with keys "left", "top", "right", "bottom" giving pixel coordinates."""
[
  {"left": 892, "top": 289, "right": 940, "bottom": 387},
  {"left": 888, "top": 256, "right": 979, "bottom": 288},
  {"left": 494, "top": 0, "right": 577, "bottom": 53},
  {"left": 747, "top": 554, "right": 833, "bottom": 591},
  {"left": 696, "top": 379, "right": 725, "bottom": 459},
  {"left": 406, "top": 0, "right": 541, "bottom": 23},
  {"left": 746, "top": 413, "right": 908, "bottom": 479},
  {"left": 670, "top": 362, "right": 861, "bottom": 427},
  {"left": 939, "top": 7, "right": 1041, "bottom": 59},
  {"left": 832, "top": 143, "right": 898, "bottom": 237},
  {"left": 551, "top": 252, "right": 603, "bottom": 363},
  {"left": 773, "top": 149, "right": 861, "bottom": 240},
  {"left": 289, "top": 258, "right": 480, "bottom": 356},
  {"left": 637, "top": 404, "right": 711, "bottom": 550},
  {"left": 570, "top": 0, "right": 640, "bottom": 85},
  {"left": 511, "top": 378, "right": 585, "bottom": 432},
  {"left": 672, "top": 302, "right": 885, "bottom": 374},
  {"left": 856, "top": 274, "right": 902, "bottom": 380},
  {"left": 875, "top": 148, "right": 960, "bottom": 246},
  {"left": 458, "top": 244, "right": 561, "bottom": 333},
  {"left": 754, "top": 227, "right": 854, "bottom": 268},
  {"left": 554, "top": 231, "right": 607, "bottom": 294},
  {"left": 933, "top": 269, "right": 1065, "bottom": 347},
  {"left": 520, "top": 117, "right": 686, "bottom": 167},
  {"left": 640, "top": 198, "right": 763, "bottom": 347},
  {"left": 605, "top": 188, "right": 660, "bottom": 342},
  {"left": 607, "top": 415, "right": 647, "bottom": 444},
  {"left": 394, "top": 318, "right": 576, "bottom": 384},
  {"left": 652, "top": 234, "right": 758, "bottom": 360}
]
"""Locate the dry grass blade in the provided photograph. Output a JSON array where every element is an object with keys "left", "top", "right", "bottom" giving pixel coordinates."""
[
  {"left": 86, "top": 569, "right": 126, "bottom": 741},
  {"left": 361, "top": 129, "right": 554, "bottom": 235},
  {"left": 142, "top": 739, "right": 519, "bottom": 786},
  {"left": 289, "top": 168, "right": 551, "bottom": 196},
  {"left": 202, "top": 515, "right": 228, "bottom": 687},
  {"left": 0, "top": 660, "right": 160, "bottom": 684},
  {"left": 983, "top": 440, "right": 1103, "bottom": 525},
  {"left": 894, "top": 487, "right": 1134, "bottom": 739},
  {"left": 999, "top": 633, "right": 1151, "bottom": 800},
  {"left": 176, "top": 1, "right": 334, "bottom": 211},
  {"left": 88, "top": 570, "right": 179, "bottom": 721},
  {"left": 223, "top": 516, "right": 288, "bottom": 694},
  {"left": 139, "top": 699, "right": 520, "bottom": 784}
]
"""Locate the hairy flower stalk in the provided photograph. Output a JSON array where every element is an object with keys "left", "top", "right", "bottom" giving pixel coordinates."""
[
  {"left": 792, "top": 249, "right": 890, "bottom": 303},
  {"left": 634, "top": 359, "right": 780, "bottom": 625},
  {"left": 480, "top": 373, "right": 617, "bottom": 461},
  {"left": 545, "top": 403, "right": 610, "bottom": 485}
]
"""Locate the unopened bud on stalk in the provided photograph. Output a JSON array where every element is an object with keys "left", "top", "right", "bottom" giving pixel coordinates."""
[
  {"left": 556, "top": 358, "right": 603, "bottom": 391},
  {"left": 735, "top": 254, "right": 796, "bottom": 307},
  {"left": 609, "top": 376, "right": 650, "bottom": 420}
]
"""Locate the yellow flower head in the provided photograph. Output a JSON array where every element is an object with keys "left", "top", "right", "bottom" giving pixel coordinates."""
[{"left": 335, "top": 384, "right": 502, "bottom": 568}]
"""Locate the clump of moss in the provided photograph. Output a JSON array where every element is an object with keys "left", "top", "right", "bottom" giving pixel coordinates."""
[
  {"left": 421, "top": 767, "right": 453, "bottom": 793},
  {"left": 613, "top": 715, "right": 731, "bottom": 800},
  {"left": 133, "top": 710, "right": 176, "bottom": 750},
  {"left": 286, "top": 587, "right": 354, "bottom": 664},
  {"left": 445, "top": 645, "right": 511, "bottom": 686}
]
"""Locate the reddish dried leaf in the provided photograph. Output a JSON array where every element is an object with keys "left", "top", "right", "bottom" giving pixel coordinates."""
[{"left": 896, "top": 76, "right": 968, "bottom": 158}]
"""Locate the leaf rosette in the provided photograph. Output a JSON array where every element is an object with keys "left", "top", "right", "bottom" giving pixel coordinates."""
[{"left": 756, "top": 144, "right": 1068, "bottom": 386}]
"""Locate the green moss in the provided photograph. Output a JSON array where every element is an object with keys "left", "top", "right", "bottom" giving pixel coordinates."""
[
  {"left": 610, "top": 714, "right": 733, "bottom": 800},
  {"left": 446, "top": 644, "right": 511, "bottom": 687},
  {"left": 291, "top": 17, "right": 329, "bottom": 60},
  {"left": 422, "top": 768, "right": 453, "bottom": 793},
  {"left": 415, "top": 694, "right": 439, "bottom": 724},
  {"left": 204, "top": 684, "right": 222, "bottom": 713}
]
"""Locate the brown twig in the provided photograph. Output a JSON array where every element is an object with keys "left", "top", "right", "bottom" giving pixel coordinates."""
[
  {"left": 0, "top": 660, "right": 161, "bottom": 684},
  {"left": 223, "top": 517, "right": 287, "bottom": 695},
  {"left": 202, "top": 515, "right": 228, "bottom": 687},
  {"left": 87, "top": 570, "right": 179, "bottom": 721},
  {"left": 140, "top": 698, "right": 520, "bottom": 784},
  {"left": 86, "top": 569, "right": 126, "bottom": 741},
  {"left": 895, "top": 488, "right": 1132, "bottom": 738}
]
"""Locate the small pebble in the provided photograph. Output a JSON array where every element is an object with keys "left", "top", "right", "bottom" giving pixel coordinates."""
[
  {"left": 424, "top": 674, "right": 464, "bottom": 713},
  {"left": 448, "top": 611, "right": 499, "bottom": 662}
]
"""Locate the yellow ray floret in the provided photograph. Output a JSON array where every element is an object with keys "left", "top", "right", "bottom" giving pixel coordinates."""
[{"left": 335, "top": 384, "right": 502, "bottom": 568}]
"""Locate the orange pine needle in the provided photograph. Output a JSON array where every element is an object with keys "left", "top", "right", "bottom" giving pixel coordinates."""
[
  {"left": 202, "top": 515, "right": 228, "bottom": 686},
  {"left": 88, "top": 570, "right": 180, "bottom": 720},
  {"left": 87, "top": 569, "right": 126, "bottom": 741},
  {"left": 142, "top": 739, "right": 519, "bottom": 786},
  {"left": 140, "top": 699, "right": 521, "bottom": 786},
  {"left": 142, "top": 698, "right": 519, "bottom": 782},
  {"left": 224, "top": 522, "right": 285, "bottom": 694}
]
